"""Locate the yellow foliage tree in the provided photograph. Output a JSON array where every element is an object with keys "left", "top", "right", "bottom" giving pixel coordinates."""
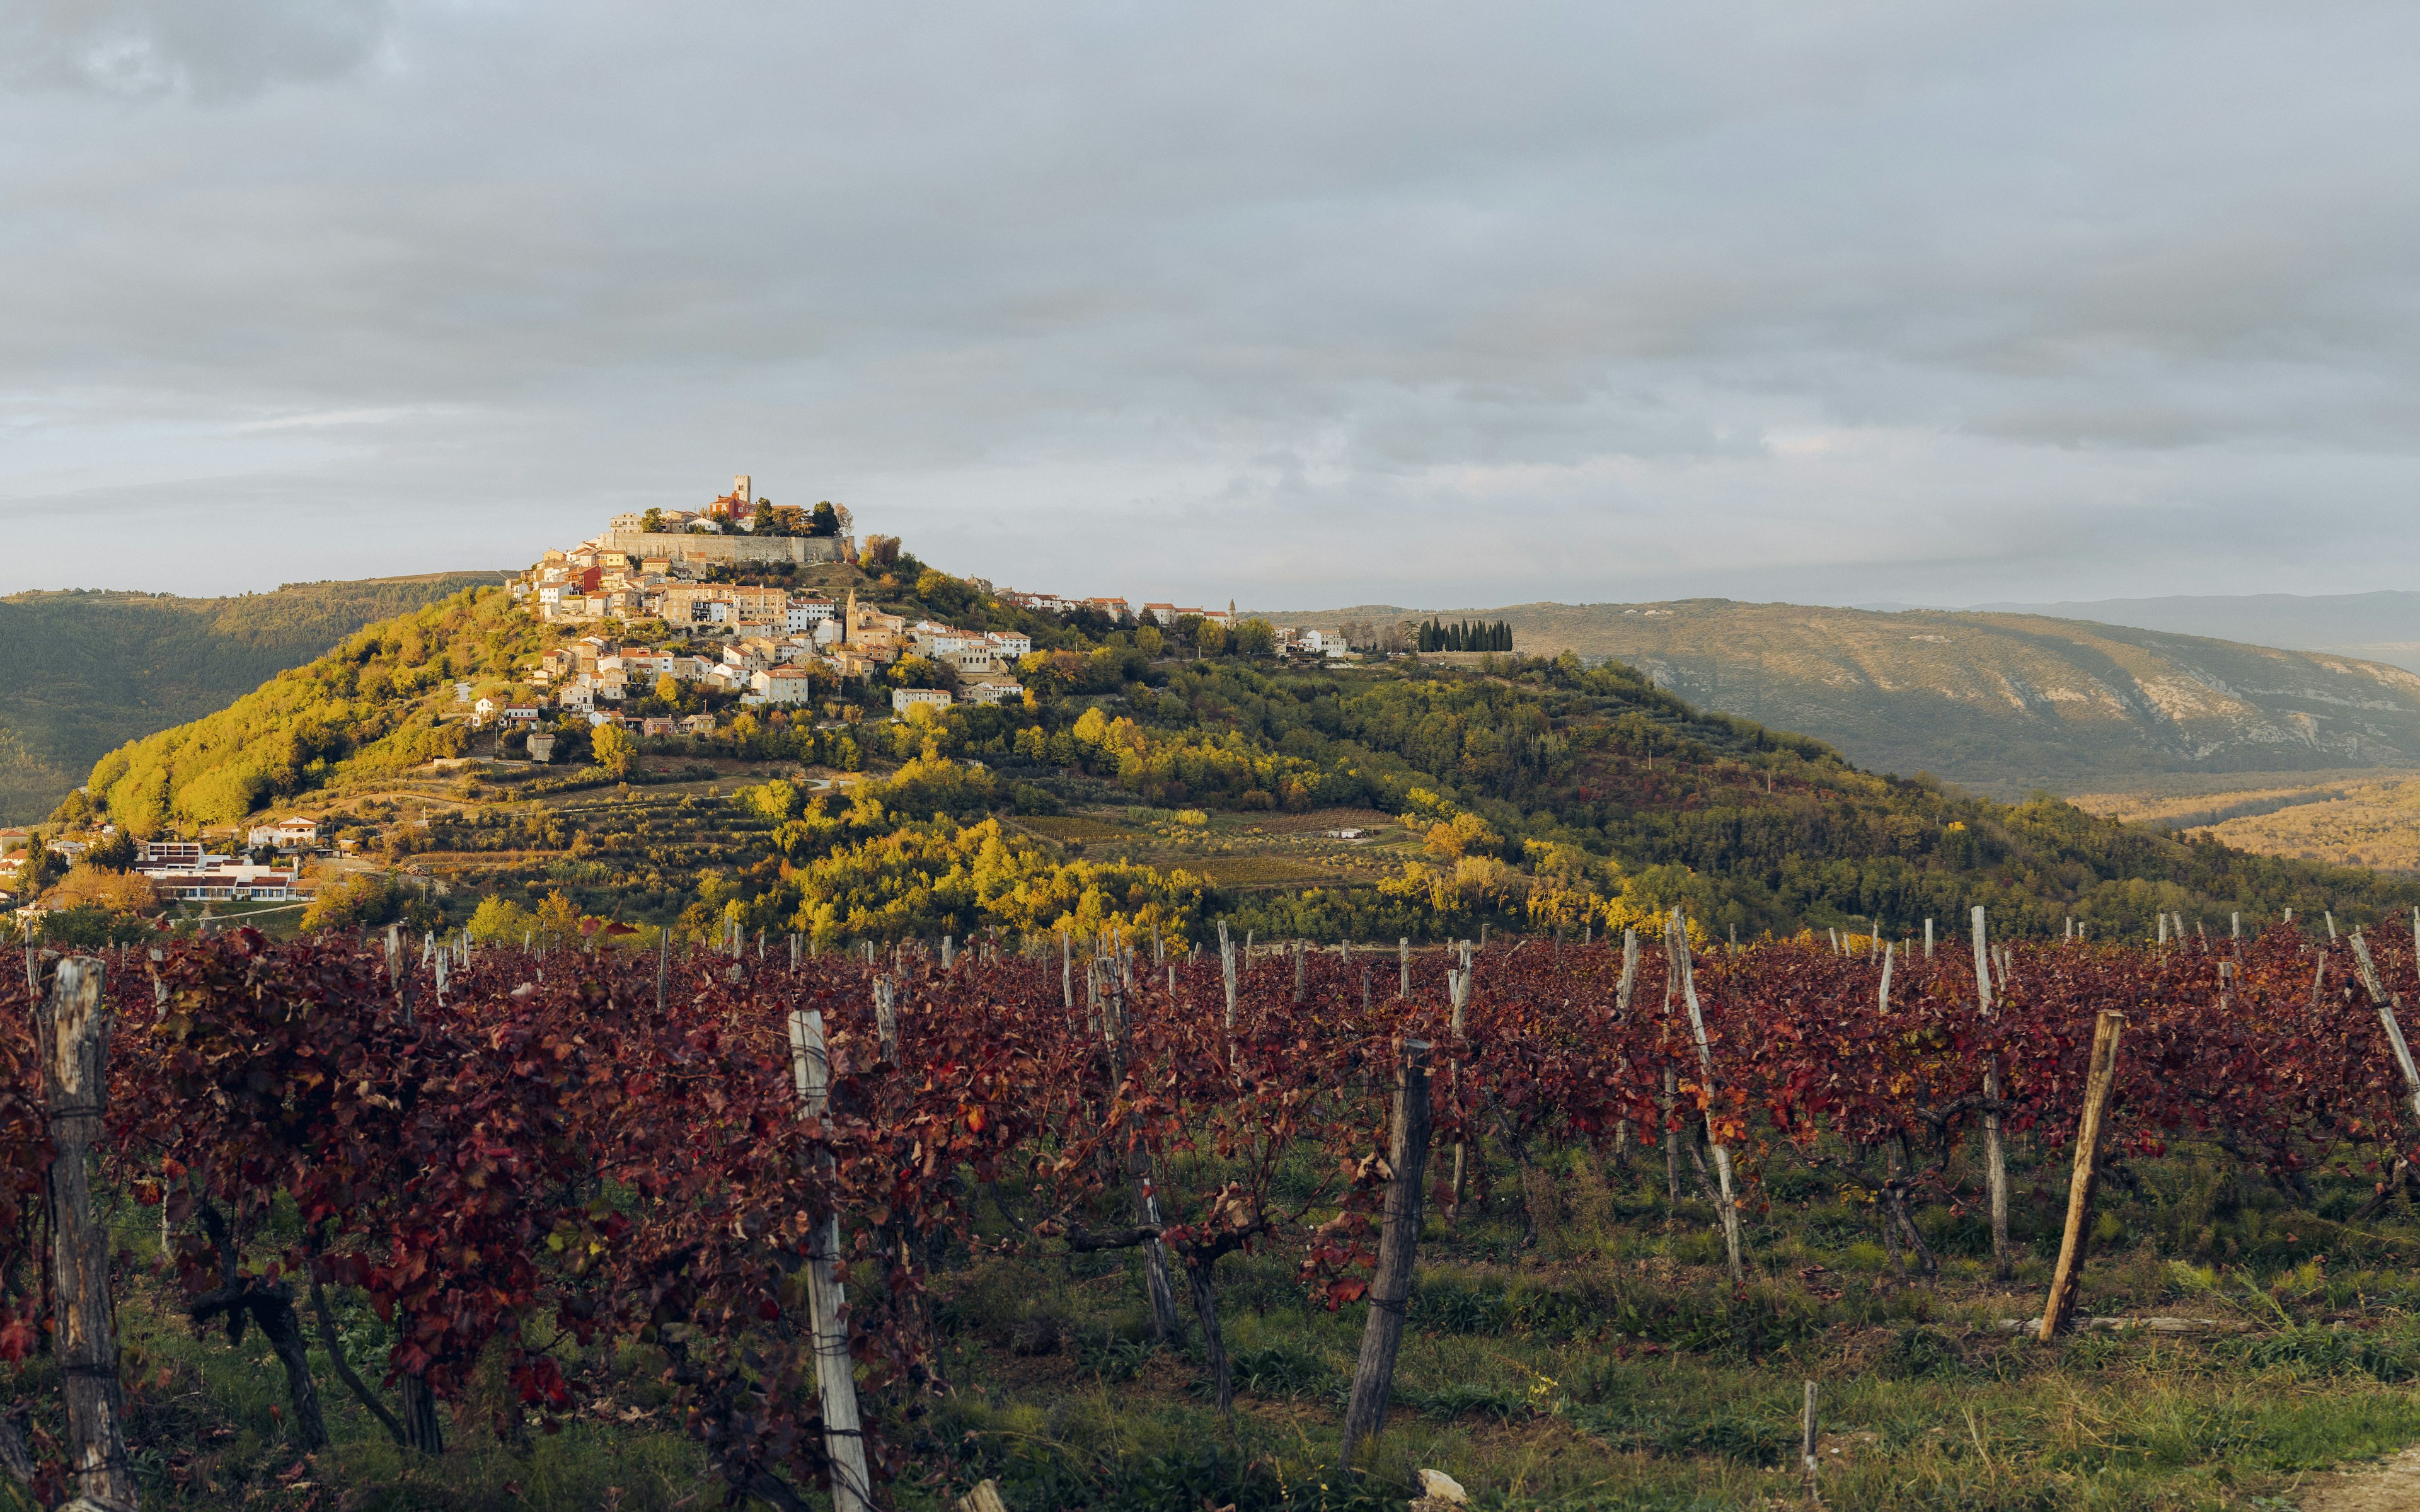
[
  {"left": 533, "top": 889, "right": 582, "bottom": 949},
  {"left": 468, "top": 893, "right": 538, "bottom": 944},
  {"left": 47, "top": 864, "right": 157, "bottom": 916}
]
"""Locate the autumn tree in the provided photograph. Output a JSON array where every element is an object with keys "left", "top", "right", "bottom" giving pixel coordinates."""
[
  {"left": 468, "top": 893, "right": 538, "bottom": 942},
  {"left": 47, "top": 862, "right": 156, "bottom": 915},
  {"left": 593, "top": 724, "right": 638, "bottom": 779},
  {"left": 533, "top": 889, "right": 582, "bottom": 948}
]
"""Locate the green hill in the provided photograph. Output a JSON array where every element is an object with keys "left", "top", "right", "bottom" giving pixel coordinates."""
[
  {"left": 48, "top": 564, "right": 2420, "bottom": 943},
  {"left": 0, "top": 572, "right": 506, "bottom": 823},
  {"left": 1272, "top": 598, "right": 2420, "bottom": 796}
]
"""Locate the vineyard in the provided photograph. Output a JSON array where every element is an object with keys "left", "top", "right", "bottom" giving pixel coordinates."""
[{"left": 10, "top": 916, "right": 2420, "bottom": 1510}]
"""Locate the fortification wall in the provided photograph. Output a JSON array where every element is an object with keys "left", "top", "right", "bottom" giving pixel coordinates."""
[{"left": 603, "top": 530, "right": 851, "bottom": 567}]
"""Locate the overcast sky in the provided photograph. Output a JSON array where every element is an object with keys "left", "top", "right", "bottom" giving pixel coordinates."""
[{"left": 4, "top": 2, "right": 2419, "bottom": 608}]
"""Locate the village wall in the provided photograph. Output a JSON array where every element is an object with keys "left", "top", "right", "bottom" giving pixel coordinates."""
[{"left": 602, "top": 529, "right": 853, "bottom": 568}]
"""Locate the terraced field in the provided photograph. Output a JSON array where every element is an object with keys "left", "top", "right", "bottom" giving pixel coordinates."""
[{"left": 1011, "top": 805, "right": 1419, "bottom": 890}]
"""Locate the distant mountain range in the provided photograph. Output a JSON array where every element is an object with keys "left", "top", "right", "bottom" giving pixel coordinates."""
[
  {"left": 0, "top": 573, "right": 505, "bottom": 824},
  {"left": 1265, "top": 597, "right": 2420, "bottom": 795},
  {"left": 1968, "top": 592, "right": 2420, "bottom": 674}
]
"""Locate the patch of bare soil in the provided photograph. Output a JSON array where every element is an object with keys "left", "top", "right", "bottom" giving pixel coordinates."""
[{"left": 2303, "top": 1446, "right": 2420, "bottom": 1511}]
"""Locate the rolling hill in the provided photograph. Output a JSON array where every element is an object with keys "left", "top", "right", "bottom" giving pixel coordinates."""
[
  {"left": 1972, "top": 590, "right": 2420, "bottom": 674},
  {"left": 53, "top": 566, "right": 2420, "bottom": 944},
  {"left": 0, "top": 572, "right": 506, "bottom": 823},
  {"left": 1269, "top": 599, "right": 2420, "bottom": 796}
]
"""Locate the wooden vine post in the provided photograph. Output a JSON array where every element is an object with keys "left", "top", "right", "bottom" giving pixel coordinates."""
[
  {"left": 2349, "top": 934, "right": 2420, "bottom": 1123},
  {"left": 1658, "top": 925, "right": 1683, "bottom": 1202},
  {"left": 1671, "top": 913, "right": 1746, "bottom": 1285},
  {"left": 2039, "top": 1010, "right": 2126, "bottom": 1339},
  {"left": 1611, "top": 928, "right": 1639, "bottom": 1162},
  {"left": 1973, "top": 907, "right": 2010, "bottom": 1276},
  {"left": 874, "top": 976, "right": 899, "bottom": 1064},
  {"left": 1800, "top": 1380, "right": 1821, "bottom": 1506},
  {"left": 1447, "top": 966, "right": 1472, "bottom": 1211},
  {"left": 1339, "top": 1038, "right": 1432, "bottom": 1472},
  {"left": 1217, "top": 919, "right": 1238, "bottom": 1032},
  {"left": 1098, "top": 975, "right": 1185, "bottom": 1343},
  {"left": 785, "top": 1010, "right": 873, "bottom": 1512},
  {"left": 42, "top": 957, "right": 139, "bottom": 1511}
]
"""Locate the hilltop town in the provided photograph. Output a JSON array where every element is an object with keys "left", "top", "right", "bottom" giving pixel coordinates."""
[
  {"left": 4, "top": 474, "right": 1463, "bottom": 933},
  {"left": 503, "top": 474, "right": 1280, "bottom": 736}
]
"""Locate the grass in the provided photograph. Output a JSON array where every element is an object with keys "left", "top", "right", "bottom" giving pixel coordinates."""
[
  {"left": 0, "top": 1208, "right": 722, "bottom": 1512},
  {"left": 897, "top": 1138, "right": 2420, "bottom": 1511},
  {"left": 17, "top": 1138, "right": 2420, "bottom": 1509},
  {"left": 1017, "top": 815, "right": 1145, "bottom": 844},
  {"left": 1187, "top": 856, "right": 1345, "bottom": 887}
]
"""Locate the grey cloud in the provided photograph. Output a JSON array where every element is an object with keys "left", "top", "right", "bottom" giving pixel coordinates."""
[
  {"left": 0, "top": 0, "right": 393, "bottom": 100},
  {"left": 6, "top": 1, "right": 2420, "bottom": 606}
]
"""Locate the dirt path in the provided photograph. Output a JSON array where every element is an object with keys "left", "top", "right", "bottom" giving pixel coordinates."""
[{"left": 2303, "top": 1447, "right": 2420, "bottom": 1510}]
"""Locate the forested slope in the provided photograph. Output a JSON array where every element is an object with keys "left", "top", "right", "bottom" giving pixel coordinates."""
[{"left": 0, "top": 572, "right": 504, "bottom": 822}]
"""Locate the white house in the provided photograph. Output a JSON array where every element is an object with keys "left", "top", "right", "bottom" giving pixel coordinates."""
[
  {"left": 908, "top": 622, "right": 982, "bottom": 657},
  {"left": 942, "top": 646, "right": 1005, "bottom": 676},
  {"left": 139, "top": 840, "right": 205, "bottom": 869},
  {"left": 245, "top": 816, "right": 320, "bottom": 850},
  {"left": 749, "top": 667, "right": 815, "bottom": 704},
  {"left": 892, "top": 687, "right": 953, "bottom": 716},
  {"left": 151, "top": 864, "right": 298, "bottom": 903},
  {"left": 984, "top": 629, "right": 1032, "bottom": 658},
  {"left": 785, "top": 596, "right": 836, "bottom": 633},
  {"left": 964, "top": 680, "right": 1025, "bottom": 706}
]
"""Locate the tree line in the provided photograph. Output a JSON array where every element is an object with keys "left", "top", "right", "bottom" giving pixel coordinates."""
[{"left": 1417, "top": 618, "right": 1512, "bottom": 653}]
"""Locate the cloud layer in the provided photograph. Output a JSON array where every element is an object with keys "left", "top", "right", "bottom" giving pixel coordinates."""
[{"left": 4, "top": 1, "right": 2419, "bottom": 606}]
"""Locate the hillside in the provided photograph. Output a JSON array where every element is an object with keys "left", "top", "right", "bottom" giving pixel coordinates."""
[
  {"left": 45, "top": 564, "right": 2420, "bottom": 945},
  {"left": 1270, "top": 598, "right": 2420, "bottom": 795},
  {"left": 2070, "top": 768, "right": 2420, "bottom": 874},
  {"left": 1975, "top": 589, "right": 2420, "bottom": 673},
  {"left": 0, "top": 572, "right": 505, "bottom": 823}
]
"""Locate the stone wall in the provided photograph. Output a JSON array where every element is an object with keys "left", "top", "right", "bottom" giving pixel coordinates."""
[{"left": 604, "top": 530, "right": 851, "bottom": 568}]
